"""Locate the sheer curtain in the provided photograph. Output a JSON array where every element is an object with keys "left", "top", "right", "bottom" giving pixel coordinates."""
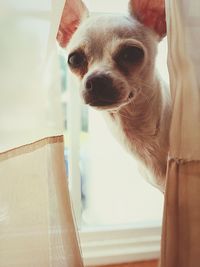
[
  {"left": 0, "top": 1, "right": 83, "bottom": 266},
  {"left": 161, "top": 1, "right": 200, "bottom": 267}
]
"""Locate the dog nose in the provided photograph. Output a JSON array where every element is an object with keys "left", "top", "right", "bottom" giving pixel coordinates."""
[{"left": 85, "top": 74, "right": 116, "bottom": 100}]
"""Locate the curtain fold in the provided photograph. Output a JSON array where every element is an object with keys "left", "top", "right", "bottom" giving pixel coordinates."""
[
  {"left": 0, "top": 0, "right": 65, "bottom": 152},
  {"left": 0, "top": 1, "right": 84, "bottom": 266},
  {"left": 161, "top": 1, "right": 200, "bottom": 266},
  {"left": 0, "top": 136, "right": 83, "bottom": 267},
  {"left": 161, "top": 160, "right": 200, "bottom": 267}
]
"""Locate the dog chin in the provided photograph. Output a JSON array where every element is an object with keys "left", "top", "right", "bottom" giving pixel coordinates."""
[
  {"left": 88, "top": 103, "right": 121, "bottom": 111},
  {"left": 85, "top": 98, "right": 134, "bottom": 112}
]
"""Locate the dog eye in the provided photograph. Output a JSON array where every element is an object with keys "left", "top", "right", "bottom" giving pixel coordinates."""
[
  {"left": 116, "top": 46, "right": 144, "bottom": 65},
  {"left": 68, "top": 52, "right": 86, "bottom": 68}
]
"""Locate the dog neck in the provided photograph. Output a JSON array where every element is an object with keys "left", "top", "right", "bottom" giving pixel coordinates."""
[{"left": 105, "top": 76, "right": 170, "bottom": 191}]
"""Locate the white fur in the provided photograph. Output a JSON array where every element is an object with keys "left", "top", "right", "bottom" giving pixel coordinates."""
[{"left": 57, "top": 1, "right": 171, "bottom": 192}]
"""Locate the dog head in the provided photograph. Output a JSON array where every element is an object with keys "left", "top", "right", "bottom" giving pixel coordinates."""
[{"left": 57, "top": 0, "right": 166, "bottom": 111}]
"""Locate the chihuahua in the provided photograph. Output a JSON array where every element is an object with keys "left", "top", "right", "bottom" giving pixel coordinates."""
[{"left": 57, "top": 0, "right": 171, "bottom": 192}]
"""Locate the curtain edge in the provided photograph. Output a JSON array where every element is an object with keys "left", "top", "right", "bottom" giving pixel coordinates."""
[{"left": 0, "top": 135, "right": 64, "bottom": 162}]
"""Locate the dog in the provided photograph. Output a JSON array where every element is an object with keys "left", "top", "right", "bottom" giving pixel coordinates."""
[{"left": 57, "top": 0, "right": 171, "bottom": 192}]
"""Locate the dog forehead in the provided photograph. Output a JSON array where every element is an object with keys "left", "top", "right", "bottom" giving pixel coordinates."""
[
  {"left": 83, "top": 15, "right": 140, "bottom": 37},
  {"left": 68, "top": 15, "right": 147, "bottom": 55}
]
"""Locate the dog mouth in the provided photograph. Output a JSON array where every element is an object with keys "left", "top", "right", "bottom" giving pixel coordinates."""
[{"left": 82, "top": 91, "right": 135, "bottom": 109}]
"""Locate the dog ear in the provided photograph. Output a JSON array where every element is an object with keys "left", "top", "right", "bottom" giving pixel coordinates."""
[
  {"left": 129, "top": 0, "right": 166, "bottom": 39},
  {"left": 57, "top": 0, "right": 89, "bottom": 48}
]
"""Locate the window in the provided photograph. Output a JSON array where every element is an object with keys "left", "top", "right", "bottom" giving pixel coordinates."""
[{"left": 60, "top": 1, "right": 169, "bottom": 265}]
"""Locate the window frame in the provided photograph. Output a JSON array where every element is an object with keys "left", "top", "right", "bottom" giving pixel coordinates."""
[{"left": 80, "top": 223, "right": 161, "bottom": 266}]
